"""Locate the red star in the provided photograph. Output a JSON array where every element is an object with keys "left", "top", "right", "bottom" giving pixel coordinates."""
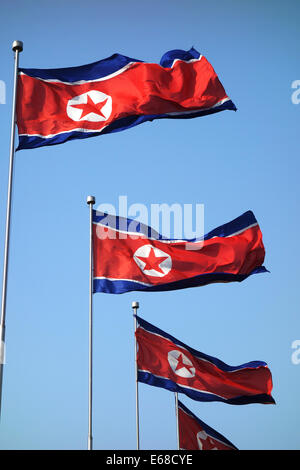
[
  {"left": 175, "top": 353, "right": 193, "bottom": 373},
  {"left": 70, "top": 94, "right": 108, "bottom": 120},
  {"left": 136, "top": 248, "right": 169, "bottom": 275}
]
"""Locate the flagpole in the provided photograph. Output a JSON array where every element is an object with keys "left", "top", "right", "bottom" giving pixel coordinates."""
[
  {"left": 132, "top": 301, "right": 140, "bottom": 450},
  {"left": 87, "top": 195, "right": 95, "bottom": 450},
  {"left": 0, "top": 40, "right": 23, "bottom": 418},
  {"left": 175, "top": 392, "right": 180, "bottom": 450}
]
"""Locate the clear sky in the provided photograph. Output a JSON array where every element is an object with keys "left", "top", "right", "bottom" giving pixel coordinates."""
[{"left": 0, "top": 0, "right": 299, "bottom": 450}]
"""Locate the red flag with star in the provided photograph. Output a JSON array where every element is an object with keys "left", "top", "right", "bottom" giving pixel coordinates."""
[
  {"left": 92, "top": 209, "right": 268, "bottom": 294},
  {"left": 16, "top": 47, "right": 236, "bottom": 150},
  {"left": 135, "top": 315, "right": 275, "bottom": 405},
  {"left": 178, "top": 401, "right": 238, "bottom": 450}
]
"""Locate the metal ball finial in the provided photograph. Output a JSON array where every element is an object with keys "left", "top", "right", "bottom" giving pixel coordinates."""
[
  {"left": 12, "top": 41, "right": 23, "bottom": 52},
  {"left": 87, "top": 196, "right": 95, "bottom": 205}
]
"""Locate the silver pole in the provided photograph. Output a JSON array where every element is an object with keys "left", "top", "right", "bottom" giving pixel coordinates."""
[
  {"left": 87, "top": 195, "right": 95, "bottom": 450},
  {"left": 132, "top": 301, "right": 140, "bottom": 450},
  {"left": 0, "top": 40, "right": 23, "bottom": 418},
  {"left": 175, "top": 392, "right": 180, "bottom": 450}
]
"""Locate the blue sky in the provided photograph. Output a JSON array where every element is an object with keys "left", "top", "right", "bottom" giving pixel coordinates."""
[{"left": 0, "top": 0, "right": 299, "bottom": 450}]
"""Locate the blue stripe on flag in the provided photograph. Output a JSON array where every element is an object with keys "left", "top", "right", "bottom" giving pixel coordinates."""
[
  {"left": 92, "top": 208, "right": 258, "bottom": 241},
  {"left": 160, "top": 47, "right": 201, "bottom": 68},
  {"left": 19, "top": 47, "right": 208, "bottom": 82},
  {"left": 19, "top": 53, "right": 140, "bottom": 82},
  {"left": 93, "top": 268, "right": 268, "bottom": 295}
]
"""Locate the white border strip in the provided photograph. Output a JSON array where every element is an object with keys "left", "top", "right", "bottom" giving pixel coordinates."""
[
  {"left": 19, "top": 61, "right": 136, "bottom": 85},
  {"left": 164, "top": 96, "right": 231, "bottom": 117},
  {"left": 18, "top": 124, "right": 110, "bottom": 139},
  {"left": 138, "top": 368, "right": 225, "bottom": 399},
  {"left": 94, "top": 276, "right": 153, "bottom": 287},
  {"left": 92, "top": 220, "right": 195, "bottom": 244}
]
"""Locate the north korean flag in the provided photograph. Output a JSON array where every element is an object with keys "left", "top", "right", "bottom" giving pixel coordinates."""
[
  {"left": 135, "top": 315, "right": 275, "bottom": 405},
  {"left": 93, "top": 210, "right": 267, "bottom": 294},
  {"left": 178, "top": 401, "right": 238, "bottom": 450},
  {"left": 16, "top": 48, "right": 236, "bottom": 150}
]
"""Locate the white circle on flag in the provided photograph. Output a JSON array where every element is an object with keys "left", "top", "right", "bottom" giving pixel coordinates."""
[
  {"left": 167, "top": 350, "right": 195, "bottom": 378},
  {"left": 133, "top": 244, "right": 172, "bottom": 277},
  {"left": 197, "top": 431, "right": 218, "bottom": 450},
  {"left": 66, "top": 90, "right": 112, "bottom": 122},
  {"left": 197, "top": 431, "right": 208, "bottom": 450}
]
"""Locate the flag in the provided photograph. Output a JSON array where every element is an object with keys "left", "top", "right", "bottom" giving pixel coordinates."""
[
  {"left": 135, "top": 315, "right": 275, "bottom": 405},
  {"left": 93, "top": 210, "right": 267, "bottom": 294},
  {"left": 178, "top": 401, "right": 238, "bottom": 450},
  {"left": 16, "top": 48, "right": 236, "bottom": 150}
]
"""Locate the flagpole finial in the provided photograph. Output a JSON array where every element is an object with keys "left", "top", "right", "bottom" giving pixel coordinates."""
[
  {"left": 87, "top": 196, "right": 95, "bottom": 205},
  {"left": 12, "top": 41, "right": 23, "bottom": 52},
  {"left": 132, "top": 301, "right": 139, "bottom": 309}
]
